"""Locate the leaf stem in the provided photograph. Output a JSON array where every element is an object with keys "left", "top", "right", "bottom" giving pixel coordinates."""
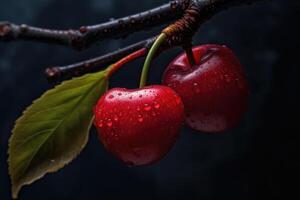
[
  {"left": 139, "top": 33, "right": 167, "bottom": 88},
  {"left": 107, "top": 48, "right": 147, "bottom": 77}
]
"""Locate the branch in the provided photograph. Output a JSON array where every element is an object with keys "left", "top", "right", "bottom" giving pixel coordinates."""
[
  {"left": 0, "top": 0, "right": 189, "bottom": 50},
  {"left": 45, "top": 0, "right": 267, "bottom": 81},
  {"left": 0, "top": 0, "right": 266, "bottom": 51},
  {"left": 45, "top": 37, "right": 156, "bottom": 81}
]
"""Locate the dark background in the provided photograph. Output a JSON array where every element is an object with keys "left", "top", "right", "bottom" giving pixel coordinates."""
[{"left": 0, "top": 0, "right": 299, "bottom": 199}]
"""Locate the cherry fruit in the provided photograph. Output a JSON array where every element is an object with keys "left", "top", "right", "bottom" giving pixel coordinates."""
[
  {"left": 162, "top": 45, "right": 249, "bottom": 133},
  {"left": 94, "top": 85, "right": 184, "bottom": 166}
]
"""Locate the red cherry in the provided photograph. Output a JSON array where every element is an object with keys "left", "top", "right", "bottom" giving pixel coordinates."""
[
  {"left": 93, "top": 85, "right": 184, "bottom": 166},
  {"left": 162, "top": 45, "right": 249, "bottom": 133}
]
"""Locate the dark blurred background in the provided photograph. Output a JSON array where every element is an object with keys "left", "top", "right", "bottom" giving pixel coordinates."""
[{"left": 0, "top": 0, "right": 299, "bottom": 199}]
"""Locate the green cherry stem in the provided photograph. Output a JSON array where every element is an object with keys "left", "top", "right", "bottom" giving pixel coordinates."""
[{"left": 139, "top": 33, "right": 167, "bottom": 88}]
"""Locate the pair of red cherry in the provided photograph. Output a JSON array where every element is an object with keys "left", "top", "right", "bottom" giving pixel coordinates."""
[{"left": 93, "top": 44, "right": 249, "bottom": 166}]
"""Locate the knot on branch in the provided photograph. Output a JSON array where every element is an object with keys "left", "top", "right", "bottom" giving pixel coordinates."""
[
  {"left": 45, "top": 67, "right": 61, "bottom": 82},
  {"left": 162, "top": 1, "right": 201, "bottom": 46},
  {"left": 68, "top": 30, "right": 87, "bottom": 51},
  {"left": 0, "top": 22, "right": 14, "bottom": 41},
  {"left": 178, "top": 0, "right": 192, "bottom": 10}
]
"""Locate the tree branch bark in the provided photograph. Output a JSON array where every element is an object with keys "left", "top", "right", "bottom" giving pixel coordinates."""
[
  {"left": 45, "top": 37, "right": 156, "bottom": 81},
  {"left": 0, "top": 0, "right": 189, "bottom": 50},
  {"left": 1, "top": 0, "right": 268, "bottom": 81}
]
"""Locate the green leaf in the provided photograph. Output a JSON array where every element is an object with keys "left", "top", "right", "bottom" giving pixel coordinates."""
[{"left": 8, "top": 70, "right": 108, "bottom": 199}]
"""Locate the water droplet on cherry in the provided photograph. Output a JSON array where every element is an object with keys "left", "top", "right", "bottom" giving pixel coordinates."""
[
  {"left": 138, "top": 115, "right": 144, "bottom": 122},
  {"left": 193, "top": 82, "right": 200, "bottom": 93},
  {"left": 235, "top": 78, "right": 244, "bottom": 89},
  {"left": 224, "top": 74, "right": 231, "bottom": 83},
  {"left": 107, "top": 119, "right": 113, "bottom": 127},
  {"left": 154, "top": 102, "right": 160, "bottom": 109},
  {"left": 144, "top": 104, "right": 152, "bottom": 111},
  {"left": 98, "top": 120, "right": 103, "bottom": 127},
  {"left": 113, "top": 116, "right": 119, "bottom": 121}
]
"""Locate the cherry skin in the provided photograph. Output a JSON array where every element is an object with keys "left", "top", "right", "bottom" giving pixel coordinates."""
[
  {"left": 162, "top": 45, "right": 249, "bottom": 133},
  {"left": 93, "top": 85, "right": 184, "bottom": 166}
]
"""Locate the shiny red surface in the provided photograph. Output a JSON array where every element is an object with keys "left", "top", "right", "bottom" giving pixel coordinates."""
[
  {"left": 94, "top": 85, "right": 184, "bottom": 166},
  {"left": 162, "top": 45, "right": 249, "bottom": 133}
]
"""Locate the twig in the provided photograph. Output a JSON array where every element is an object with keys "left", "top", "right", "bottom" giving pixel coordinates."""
[
  {"left": 2, "top": 0, "right": 267, "bottom": 82},
  {"left": 45, "top": 37, "right": 156, "bottom": 80},
  {"left": 0, "top": 0, "right": 189, "bottom": 50},
  {"left": 45, "top": 0, "right": 267, "bottom": 81}
]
